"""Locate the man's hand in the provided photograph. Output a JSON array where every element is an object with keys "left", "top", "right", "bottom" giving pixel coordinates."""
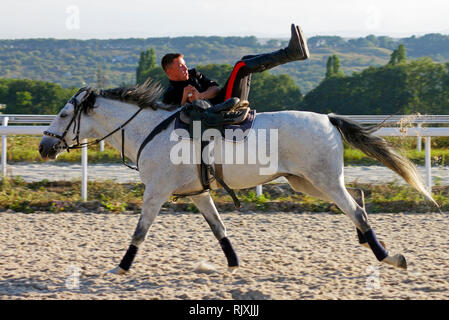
[
  {"left": 182, "top": 85, "right": 200, "bottom": 104},
  {"left": 181, "top": 85, "right": 220, "bottom": 105}
]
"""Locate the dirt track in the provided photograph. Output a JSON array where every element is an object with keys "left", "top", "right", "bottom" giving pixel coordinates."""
[{"left": 0, "top": 211, "right": 448, "bottom": 300}]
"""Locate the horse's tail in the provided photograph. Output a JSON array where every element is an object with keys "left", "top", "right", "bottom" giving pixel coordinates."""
[{"left": 328, "top": 113, "right": 438, "bottom": 206}]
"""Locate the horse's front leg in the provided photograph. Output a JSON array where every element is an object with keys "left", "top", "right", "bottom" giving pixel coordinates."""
[
  {"left": 189, "top": 192, "right": 239, "bottom": 273},
  {"left": 107, "top": 187, "right": 169, "bottom": 275}
]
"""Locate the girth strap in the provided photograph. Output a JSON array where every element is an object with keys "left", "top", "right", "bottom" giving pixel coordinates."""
[
  {"left": 136, "top": 110, "right": 181, "bottom": 169},
  {"left": 207, "top": 165, "right": 240, "bottom": 208}
]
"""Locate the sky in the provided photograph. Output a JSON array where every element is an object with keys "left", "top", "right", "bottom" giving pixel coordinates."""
[{"left": 0, "top": 0, "right": 448, "bottom": 39}]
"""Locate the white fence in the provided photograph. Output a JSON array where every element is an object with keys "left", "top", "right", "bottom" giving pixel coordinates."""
[{"left": 1, "top": 114, "right": 449, "bottom": 200}]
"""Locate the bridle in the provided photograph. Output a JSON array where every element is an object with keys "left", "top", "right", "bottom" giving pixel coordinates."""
[{"left": 43, "top": 87, "right": 144, "bottom": 170}]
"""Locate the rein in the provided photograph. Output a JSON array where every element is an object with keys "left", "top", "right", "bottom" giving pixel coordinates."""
[
  {"left": 43, "top": 88, "right": 143, "bottom": 171},
  {"left": 69, "top": 107, "right": 144, "bottom": 170}
]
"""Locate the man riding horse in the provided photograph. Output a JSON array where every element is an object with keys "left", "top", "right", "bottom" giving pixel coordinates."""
[
  {"left": 161, "top": 23, "right": 310, "bottom": 107},
  {"left": 39, "top": 21, "right": 424, "bottom": 274}
]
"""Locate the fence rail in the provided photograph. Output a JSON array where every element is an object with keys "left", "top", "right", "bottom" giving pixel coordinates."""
[
  {"left": 343, "top": 114, "right": 449, "bottom": 124},
  {"left": 1, "top": 114, "right": 449, "bottom": 200}
]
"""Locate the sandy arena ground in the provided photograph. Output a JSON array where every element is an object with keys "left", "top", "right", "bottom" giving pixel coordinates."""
[{"left": 0, "top": 210, "right": 448, "bottom": 300}]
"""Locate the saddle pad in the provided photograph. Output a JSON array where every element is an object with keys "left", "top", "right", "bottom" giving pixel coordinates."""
[{"left": 173, "top": 109, "right": 256, "bottom": 143}]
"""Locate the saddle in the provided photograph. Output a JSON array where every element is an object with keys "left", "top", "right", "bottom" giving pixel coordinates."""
[
  {"left": 179, "top": 97, "right": 252, "bottom": 208},
  {"left": 179, "top": 97, "right": 250, "bottom": 128}
]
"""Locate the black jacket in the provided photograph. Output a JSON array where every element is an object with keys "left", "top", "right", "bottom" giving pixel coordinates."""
[{"left": 162, "top": 68, "right": 219, "bottom": 105}]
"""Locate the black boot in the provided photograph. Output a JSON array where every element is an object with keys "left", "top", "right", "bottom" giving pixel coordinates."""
[{"left": 243, "top": 23, "right": 310, "bottom": 73}]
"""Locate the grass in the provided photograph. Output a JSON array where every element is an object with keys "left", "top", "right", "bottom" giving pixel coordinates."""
[
  {"left": 0, "top": 178, "right": 445, "bottom": 214},
  {"left": 2, "top": 135, "right": 122, "bottom": 163},
  {"left": 343, "top": 136, "right": 449, "bottom": 166},
  {"left": 0, "top": 177, "right": 145, "bottom": 213},
  {"left": 343, "top": 148, "right": 449, "bottom": 166}
]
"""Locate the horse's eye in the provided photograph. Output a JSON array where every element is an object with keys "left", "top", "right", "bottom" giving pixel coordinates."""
[{"left": 60, "top": 113, "right": 68, "bottom": 118}]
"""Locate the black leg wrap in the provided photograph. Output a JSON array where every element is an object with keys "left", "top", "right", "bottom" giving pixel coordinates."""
[
  {"left": 219, "top": 237, "right": 239, "bottom": 267},
  {"left": 364, "top": 229, "right": 388, "bottom": 261},
  {"left": 118, "top": 244, "right": 138, "bottom": 271},
  {"left": 357, "top": 228, "right": 367, "bottom": 244}
]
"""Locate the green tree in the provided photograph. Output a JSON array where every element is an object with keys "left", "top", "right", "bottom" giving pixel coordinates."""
[
  {"left": 249, "top": 72, "right": 303, "bottom": 111},
  {"left": 389, "top": 49, "right": 399, "bottom": 65},
  {"left": 16, "top": 91, "right": 33, "bottom": 108},
  {"left": 397, "top": 44, "right": 407, "bottom": 63},
  {"left": 303, "top": 56, "right": 449, "bottom": 115},
  {"left": 403, "top": 57, "right": 449, "bottom": 114},
  {"left": 325, "top": 56, "right": 334, "bottom": 78},
  {"left": 135, "top": 48, "right": 168, "bottom": 88},
  {"left": 0, "top": 78, "right": 77, "bottom": 114},
  {"left": 196, "top": 64, "right": 234, "bottom": 86},
  {"left": 332, "top": 55, "right": 343, "bottom": 76},
  {"left": 136, "top": 48, "right": 158, "bottom": 85},
  {"left": 325, "top": 55, "right": 343, "bottom": 78},
  {"left": 389, "top": 44, "right": 407, "bottom": 65},
  {"left": 0, "top": 83, "right": 8, "bottom": 101}
]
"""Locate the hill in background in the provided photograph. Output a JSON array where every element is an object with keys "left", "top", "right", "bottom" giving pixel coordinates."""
[{"left": 1, "top": 33, "right": 449, "bottom": 93}]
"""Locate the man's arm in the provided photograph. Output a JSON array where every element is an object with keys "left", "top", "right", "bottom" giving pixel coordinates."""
[
  {"left": 193, "top": 69, "right": 220, "bottom": 102},
  {"left": 197, "top": 85, "right": 220, "bottom": 100},
  {"left": 183, "top": 85, "right": 220, "bottom": 104}
]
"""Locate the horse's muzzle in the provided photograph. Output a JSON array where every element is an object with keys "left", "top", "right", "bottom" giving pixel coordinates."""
[{"left": 39, "top": 136, "right": 60, "bottom": 160}]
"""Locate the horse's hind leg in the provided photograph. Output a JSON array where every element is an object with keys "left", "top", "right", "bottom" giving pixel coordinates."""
[
  {"left": 189, "top": 192, "right": 239, "bottom": 272},
  {"left": 288, "top": 176, "right": 387, "bottom": 251},
  {"left": 346, "top": 188, "right": 370, "bottom": 247},
  {"left": 347, "top": 188, "right": 365, "bottom": 209},
  {"left": 346, "top": 188, "right": 386, "bottom": 250},
  {"left": 288, "top": 176, "right": 368, "bottom": 246},
  {"left": 307, "top": 177, "right": 406, "bottom": 269}
]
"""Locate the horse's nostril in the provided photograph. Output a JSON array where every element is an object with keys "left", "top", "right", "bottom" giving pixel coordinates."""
[{"left": 39, "top": 144, "right": 47, "bottom": 157}]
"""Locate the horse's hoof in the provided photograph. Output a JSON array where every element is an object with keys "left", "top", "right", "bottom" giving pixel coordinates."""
[
  {"left": 228, "top": 266, "right": 239, "bottom": 274},
  {"left": 395, "top": 254, "right": 407, "bottom": 269},
  {"left": 382, "top": 254, "right": 407, "bottom": 269},
  {"left": 106, "top": 266, "right": 127, "bottom": 275}
]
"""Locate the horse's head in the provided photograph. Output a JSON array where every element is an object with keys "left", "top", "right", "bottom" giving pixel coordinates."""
[{"left": 39, "top": 87, "right": 96, "bottom": 159}]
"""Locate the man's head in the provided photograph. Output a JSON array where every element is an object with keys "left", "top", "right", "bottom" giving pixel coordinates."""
[{"left": 161, "top": 53, "right": 189, "bottom": 81}]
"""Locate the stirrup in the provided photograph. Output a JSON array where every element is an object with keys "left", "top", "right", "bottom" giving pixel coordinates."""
[{"left": 208, "top": 97, "right": 240, "bottom": 113}]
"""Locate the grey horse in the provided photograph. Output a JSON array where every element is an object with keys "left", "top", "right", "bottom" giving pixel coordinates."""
[{"left": 39, "top": 83, "right": 436, "bottom": 275}]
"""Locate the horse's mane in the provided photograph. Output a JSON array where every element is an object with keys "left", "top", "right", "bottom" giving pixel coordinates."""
[{"left": 93, "top": 79, "right": 177, "bottom": 111}]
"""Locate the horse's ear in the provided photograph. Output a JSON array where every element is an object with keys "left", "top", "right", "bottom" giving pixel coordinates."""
[
  {"left": 74, "top": 87, "right": 92, "bottom": 104},
  {"left": 83, "top": 90, "right": 97, "bottom": 114}
]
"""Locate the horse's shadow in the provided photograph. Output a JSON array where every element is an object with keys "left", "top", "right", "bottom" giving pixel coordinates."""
[
  {"left": 0, "top": 276, "right": 61, "bottom": 297},
  {"left": 0, "top": 274, "right": 107, "bottom": 297}
]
